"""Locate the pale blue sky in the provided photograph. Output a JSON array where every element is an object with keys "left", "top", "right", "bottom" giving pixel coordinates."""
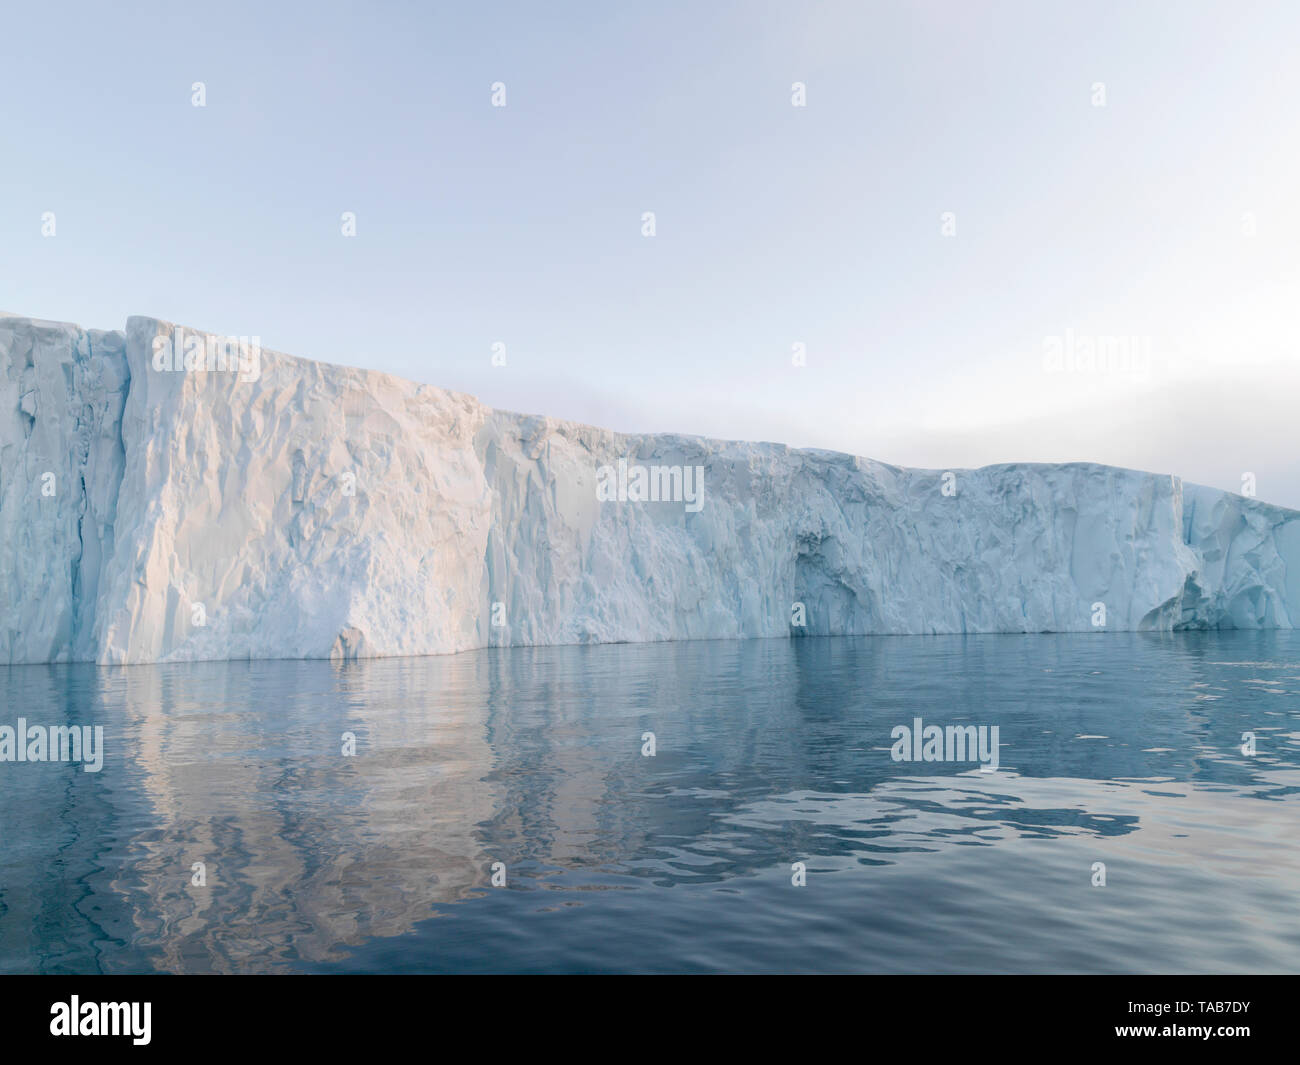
[{"left": 3, "top": 1, "right": 1298, "bottom": 506}]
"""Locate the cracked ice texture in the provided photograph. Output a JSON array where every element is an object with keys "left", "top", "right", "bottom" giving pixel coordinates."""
[{"left": 1, "top": 313, "right": 1297, "bottom": 665}]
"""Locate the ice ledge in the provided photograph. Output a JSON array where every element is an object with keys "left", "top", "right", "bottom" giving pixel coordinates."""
[{"left": 2, "top": 314, "right": 1298, "bottom": 664}]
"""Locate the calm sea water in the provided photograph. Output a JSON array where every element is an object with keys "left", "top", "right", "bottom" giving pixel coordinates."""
[{"left": 1, "top": 632, "right": 1298, "bottom": 974}]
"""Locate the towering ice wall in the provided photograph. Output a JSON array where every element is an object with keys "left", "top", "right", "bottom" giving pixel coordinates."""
[{"left": 2, "top": 314, "right": 1298, "bottom": 665}]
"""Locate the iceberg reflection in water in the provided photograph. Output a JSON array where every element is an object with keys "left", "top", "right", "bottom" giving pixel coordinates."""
[{"left": 2, "top": 632, "right": 1299, "bottom": 973}]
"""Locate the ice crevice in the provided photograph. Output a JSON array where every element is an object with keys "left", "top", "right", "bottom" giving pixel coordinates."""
[{"left": 2, "top": 313, "right": 1299, "bottom": 665}]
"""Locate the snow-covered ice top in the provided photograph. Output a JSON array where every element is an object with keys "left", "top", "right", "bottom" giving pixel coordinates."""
[{"left": 2, "top": 314, "right": 1297, "bottom": 664}]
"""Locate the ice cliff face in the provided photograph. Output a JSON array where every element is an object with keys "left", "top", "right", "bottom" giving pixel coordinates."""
[{"left": 2, "top": 314, "right": 1298, "bottom": 665}]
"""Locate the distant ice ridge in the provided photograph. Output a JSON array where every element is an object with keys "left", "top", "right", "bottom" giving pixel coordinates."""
[{"left": 2, "top": 314, "right": 1298, "bottom": 665}]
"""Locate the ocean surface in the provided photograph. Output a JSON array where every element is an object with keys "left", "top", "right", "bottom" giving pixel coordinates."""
[{"left": 1, "top": 632, "right": 1298, "bottom": 974}]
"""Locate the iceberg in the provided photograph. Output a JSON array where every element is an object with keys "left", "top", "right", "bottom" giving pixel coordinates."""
[{"left": 2, "top": 313, "right": 1298, "bottom": 665}]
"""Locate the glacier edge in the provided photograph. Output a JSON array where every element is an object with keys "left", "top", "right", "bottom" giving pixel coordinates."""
[{"left": 2, "top": 313, "right": 1297, "bottom": 665}]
